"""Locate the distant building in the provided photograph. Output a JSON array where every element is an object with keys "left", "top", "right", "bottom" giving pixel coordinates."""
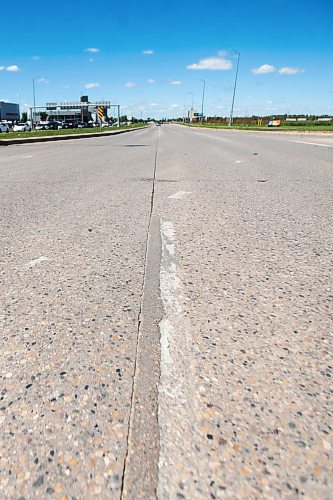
[
  {"left": 187, "top": 108, "right": 198, "bottom": 122},
  {"left": 0, "top": 101, "right": 20, "bottom": 121}
]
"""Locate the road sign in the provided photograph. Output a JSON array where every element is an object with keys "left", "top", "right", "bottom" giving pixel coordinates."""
[{"left": 98, "top": 106, "right": 104, "bottom": 121}]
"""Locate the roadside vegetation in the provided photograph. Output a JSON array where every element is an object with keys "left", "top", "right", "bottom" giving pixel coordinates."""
[
  {"left": 185, "top": 122, "right": 333, "bottom": 132},
  {"left": 178, "top": 116, "right": 333, "bottom": 133}
]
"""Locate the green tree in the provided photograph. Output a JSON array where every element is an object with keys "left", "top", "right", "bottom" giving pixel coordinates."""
[{"left": 21, "top": 112, "right": 28, "bottom": 122}]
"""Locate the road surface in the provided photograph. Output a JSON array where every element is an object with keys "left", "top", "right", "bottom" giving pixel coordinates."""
[{"left": 0, "top": 125, "right": 332, "bottom": 498}]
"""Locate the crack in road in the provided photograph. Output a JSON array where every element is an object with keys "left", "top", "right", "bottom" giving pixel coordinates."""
[{"left": 120, "top": 128, "right": 161, "bottom": 498}]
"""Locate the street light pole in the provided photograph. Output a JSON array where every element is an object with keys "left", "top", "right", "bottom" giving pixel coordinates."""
[
  {"left": 229, "top": 50, "right": 240, "bottom": 126},
  {"left": 200, "top": 79, "right": 206, "bottom": 123},
  {"left": 32, "top": 78, "right": 36, "bottom": 129}
]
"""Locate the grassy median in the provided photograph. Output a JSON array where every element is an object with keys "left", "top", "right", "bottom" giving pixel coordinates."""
[{"left": 2, "top": 123, "right": 147, "bottom": 140}]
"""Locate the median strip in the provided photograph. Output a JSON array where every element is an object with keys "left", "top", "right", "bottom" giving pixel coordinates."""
[{"left": 0, "top": 126, "right": 150, "bottom": 146}]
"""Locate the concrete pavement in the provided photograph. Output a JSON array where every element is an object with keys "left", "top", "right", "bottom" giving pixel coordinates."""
[{"left": 0, "top": 125, "right": 332, "bottom": 498}]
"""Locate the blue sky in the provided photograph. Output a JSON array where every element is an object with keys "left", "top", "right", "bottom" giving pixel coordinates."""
[{"left": 1, "top": 0, "right": 332, "bottom": 119}]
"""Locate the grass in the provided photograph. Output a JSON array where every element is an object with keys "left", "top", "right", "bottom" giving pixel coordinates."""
[
  {"left": 183, "top": 122, "right": 333, "bottom": 133},
  {"left": 1, "top": 123, "right": 147, "bottom": 140}
]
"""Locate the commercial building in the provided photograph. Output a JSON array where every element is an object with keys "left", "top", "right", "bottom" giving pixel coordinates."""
[
  {"left": 0, "top": 101, "right": 20, "bottom": 122},
  {"left": 44, "top": 96, "right": 109, "bottom": 122}
]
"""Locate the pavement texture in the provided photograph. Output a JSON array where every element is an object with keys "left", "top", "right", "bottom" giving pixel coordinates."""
[{"left": 0, "top": 125, "right": 332, "bottom": 499}]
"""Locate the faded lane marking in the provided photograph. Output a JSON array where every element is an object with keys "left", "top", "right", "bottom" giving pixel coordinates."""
[
  {"left": 168, "top": 191, "right": 191, "bottom": 199},
  {"left": 235, "top": 160, "right": 243, "bottom": 163},
  {"left": 159, "top": 319, "right": 173, "bottom": 364},
  {"left": 292, "top": 141, "right": 332, "bottom": 148},
  {"left": 22, "top": 155, "right": 33, "bottom": 159},
  {"left": 158, "top": 218, "right": 202, "bottom": 497},
  {"left": 159, "top": 220, "right": 182, "bottom": 366},
  {"left": 24, "top": 256, "right": 51, "bottom": 269}
]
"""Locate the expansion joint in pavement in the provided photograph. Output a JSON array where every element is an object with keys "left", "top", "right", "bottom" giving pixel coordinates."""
[{"left": 121, "top": 130, "right": 162, "bottom": 498}]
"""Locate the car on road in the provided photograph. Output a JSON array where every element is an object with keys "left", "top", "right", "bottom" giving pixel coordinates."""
[
  {"left": 0, "top": 123, "right": 10, "bottom": 133},
  {"left": 13, "top": 123, "right": 31, "bottom": 132}
]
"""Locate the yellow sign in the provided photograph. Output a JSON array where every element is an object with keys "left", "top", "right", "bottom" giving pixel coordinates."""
[{"left": 98, "top": 106, "right": 104, "bottom": 121}]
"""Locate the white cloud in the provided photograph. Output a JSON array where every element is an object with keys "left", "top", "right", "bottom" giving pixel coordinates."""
[
  {"left": 0, "top": 66, "right": 4, "bottom": 71},
  {"left": 170, "top": 80, "right": 181, "bottom": 85},
  {"left": 147, "top": 79, "right": 155, "bottom": 84},
  {"left": 252, "top": 64, "right": 276, "bottom": 74},
  {"left": 6, "top": 65, "right": 21, "bottom": 72},
  {"left": 142, "top": 50, "right": 154, "bottom": 55},
  {"left": 37, "top": 78, "right": 49, "bottom": 84},
  {"left": 31, "top": 56, "right": 41, "bottom": 60},
  {"left": 85, "top": 48, "right": 100, "bottom": 53},
  {"left": 171, "top": 104, "right": 180, "bottom": 108},
  {"left": 125, "top": 82, "right": 136, "bottom": 88},
  {"left": 85, "top": 82, "right": 100, "bottom": 89},
  {"left": 150, "top": 103, "right": 158, "bottom": 107},
  {"left": 187, "top": 52, "right": 232, "bottom": 70},
  {"left": 278, "top": 66, "right": 304, "bottom": 75}
]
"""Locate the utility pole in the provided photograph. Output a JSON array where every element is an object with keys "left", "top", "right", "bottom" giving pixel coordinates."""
[{"left": 229, "top": 50, "right": 240, "bottom": 126}]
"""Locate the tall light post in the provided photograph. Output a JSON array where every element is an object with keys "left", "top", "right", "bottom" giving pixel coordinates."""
[
  {"left": 229, "top": 50, "right": 240, "bottom": 126},
  {"left": 32, "top": 77, "right": 39, "bottom": 129},
  {"left": 200, "top": 79, "right": 206, "bottom": 123}
]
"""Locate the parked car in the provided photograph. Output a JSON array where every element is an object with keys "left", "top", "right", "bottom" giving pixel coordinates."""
[
  {"left": 0, "top": 123, "right": 10, "bottom": 133},
  {"left": 35, "top": 122, "right": 55, "bottom": 131},
  {"left": 13, "top": 123, "right": 31, "bottom": 132},
  {"left": 64, "top": 121, "right": 75, "bottom": 129},
  {"left": 47, "top": 121, "right": 59, "bottom": 130},
  {"left": 75, "top": 121, "right": 88, "bottom": 128}
]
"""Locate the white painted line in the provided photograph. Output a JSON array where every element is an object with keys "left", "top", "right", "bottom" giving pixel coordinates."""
[
  {"left": 292, "top": 141, "right": 332, "bottom": 148},
  {"left": 21, "top": 155, "right": 33, "bottom": 159},
  {"left": 235, "top": 160, "right": 243, "bottom": 163},
  {"left": 167, "top": 191, "right": 191, "bottom": 199},
  {"left": 25, "top": 256, "right": 51, "bottom": 269}
]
